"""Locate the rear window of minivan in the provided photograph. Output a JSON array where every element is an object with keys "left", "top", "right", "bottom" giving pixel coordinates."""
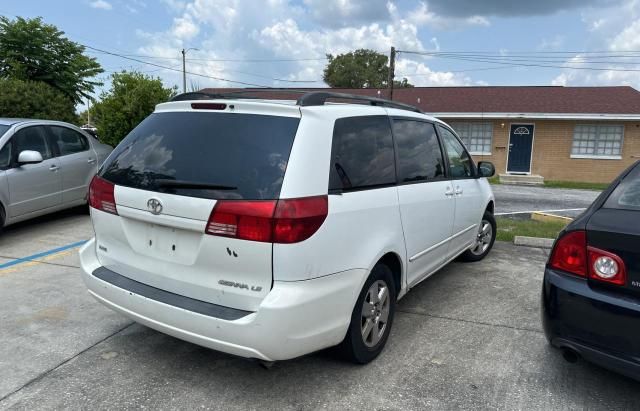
[{"left": 100, "top": 112, "right": 300, "bottom": 200}]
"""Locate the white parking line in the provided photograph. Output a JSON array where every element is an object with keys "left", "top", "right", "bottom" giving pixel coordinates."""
[{"left": 495, "top": 208, "right": 586, "bottom": 216}]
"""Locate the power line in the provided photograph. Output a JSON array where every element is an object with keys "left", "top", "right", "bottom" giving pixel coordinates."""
[
  {"left": 175, "top": 59, "right": 319, "bottom": 83},
  {"left": 405, "top": 50, "right": 640, "bottom": 55},
  {"left": 83, "top": 44, "right": 272, "bottom": 87},
  {"left": 398, "top": 50, "right": 640, "bottom": 72},
  {"left": 406, "top": 52, "right": 640, "bottom": 65},
  {"left": 396, "top": 66, "right": 513, "bottom": 77},
  {"left": 86, "top": 45, "right": 321, "bottom": 84},
  {"left": 87, "top": 50, "right": 329, "bottom": 63}
]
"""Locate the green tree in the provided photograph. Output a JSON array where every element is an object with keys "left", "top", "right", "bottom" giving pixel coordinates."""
[
  {"left": 93, "top": 71, "right": 177, "bottom": 146},
  {"left": 0, "top": 16, "right": 103, "bottom": 103},
  {"left": 323, "top": 49, "right": 413, "bottom": 88},
  {"left": 394, "top": 78, "right": 414, "bottom": 88},
  {"left": 0, "top": 78, "right": 76, "bottom": 123}
]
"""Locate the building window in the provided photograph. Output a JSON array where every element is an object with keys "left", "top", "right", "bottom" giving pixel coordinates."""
[
  {"left": 571, "top": 124, "right": 623, "bottom": 158},
  {"left": 450, "top": 122, "right": 493, "bottom": 155}
]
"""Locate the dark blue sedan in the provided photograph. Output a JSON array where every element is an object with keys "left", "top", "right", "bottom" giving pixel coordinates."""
[{"left": 542, "top": 160, "right": 640, "bottom": 380}]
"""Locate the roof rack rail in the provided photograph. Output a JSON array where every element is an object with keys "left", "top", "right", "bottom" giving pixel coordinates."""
[
  {"left": 171, "top": 91, "right": 245, "bottom": 101},
  {"left": 296, "top": 92, "right": 422, "bottom": 113},
  {"left": 170, "top": 89, "right": 308, "bottom": 102}
]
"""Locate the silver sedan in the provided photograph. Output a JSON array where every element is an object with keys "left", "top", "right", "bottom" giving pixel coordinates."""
[{"left": 0, "top": 118, "right": 113, "bottom": 229}]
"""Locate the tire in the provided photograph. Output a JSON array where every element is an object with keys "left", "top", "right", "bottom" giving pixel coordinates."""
[
  {"left": 459, "top": 210, "right": 496, "bottom": 262},
  {"left": 338, "top": 263, "right": 397, "bottom": 364}
]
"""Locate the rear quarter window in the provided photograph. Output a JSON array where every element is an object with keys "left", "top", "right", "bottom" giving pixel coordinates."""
[
  {"left": 604, "top": 164, "right": 640, "bottom": 211},
  {"left": 328, "top": 116, "right": 396, "bottom": 191},
  {"left": 100, "top": 112, "right": 300, "bottom": 200}
]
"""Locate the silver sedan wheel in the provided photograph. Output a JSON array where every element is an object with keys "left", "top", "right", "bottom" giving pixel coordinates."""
[
  {"left": 470, "top": 219, "right": 493, "bottom": 256},
  {"left": 361, "top": 280, "right": 390, "bottom": 348}
]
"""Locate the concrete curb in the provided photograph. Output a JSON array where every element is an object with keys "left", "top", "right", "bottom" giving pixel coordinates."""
[{"left": 513, "top": 236, "right": 555, "bottom": 249}]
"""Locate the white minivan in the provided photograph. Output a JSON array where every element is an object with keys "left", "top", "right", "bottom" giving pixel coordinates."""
[{"left": 80, "top": 92, "right": 496, "bottom": 364}]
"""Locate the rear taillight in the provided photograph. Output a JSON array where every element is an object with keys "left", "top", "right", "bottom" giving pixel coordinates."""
[
  {"left": 206, "top": 195, "right": 328, "bottom": 243},
  {"left": 588, "top": 246, "right": 627, "bottom": 285},
  {"left": 89, "top": 175, "right": 118, "bottom": 215},
  {"left": 549, "top": 230, "right": 627, "bottom": 286},
  {"left": 206, "top": 200, "right": 276, "bottom": 242},
  {"left": 273, "top": 196, "right": 328, "bottom": 244},
  {"left": 549, "top": 230, "right": 587, "bottom": 277}
]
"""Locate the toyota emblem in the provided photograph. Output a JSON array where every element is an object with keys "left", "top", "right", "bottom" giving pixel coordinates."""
[{"left": 147, "top": 198, "right": 163, "bottom": 215}]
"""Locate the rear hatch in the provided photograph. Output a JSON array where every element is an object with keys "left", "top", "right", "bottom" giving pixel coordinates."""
[
  {"left": 587, "top": 166, "right": 640, "bottom": 297},
  {"left": 92, "top": 103, "right": 300, "bottom": 312}
]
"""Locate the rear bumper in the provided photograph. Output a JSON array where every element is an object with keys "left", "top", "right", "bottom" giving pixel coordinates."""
[
  {"left": 542, "top": 268, "right": 640, "bottom": 381},
  {"left": 79, "top": 238, "right": 365, "bottom": 361}
]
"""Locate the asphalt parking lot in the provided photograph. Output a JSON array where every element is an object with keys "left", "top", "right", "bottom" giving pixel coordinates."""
[
  {"left": 1, "top": 201, "right": 639, "bottom": 410},
  {"left": 492, "top": 184, "right": 601, "bottom": 218}
]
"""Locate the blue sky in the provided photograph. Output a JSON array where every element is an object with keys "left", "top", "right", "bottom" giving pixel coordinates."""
[{"left": 3, "top": 0, "right": 640, "bottom": 99}]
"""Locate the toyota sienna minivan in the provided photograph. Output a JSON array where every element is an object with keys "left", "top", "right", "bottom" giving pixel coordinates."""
[{"left": 80, "top": 91, "right": 496, "bottom": 364}]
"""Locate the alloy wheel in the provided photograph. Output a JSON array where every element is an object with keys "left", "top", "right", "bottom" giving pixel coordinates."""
[
  {"left": 471, "top": 219, "right": 493, "bottom": 256},
  {"left": 361, "top": 280, "right": 390, "bottom": 348}
]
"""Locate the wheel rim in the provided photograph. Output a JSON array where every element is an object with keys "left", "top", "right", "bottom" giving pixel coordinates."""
[
  {"left": 361, "top": 280, "right": 390, "bottom": 348},
  {"left": 470, "top": 219, "right": 493, "bottom": 256}
]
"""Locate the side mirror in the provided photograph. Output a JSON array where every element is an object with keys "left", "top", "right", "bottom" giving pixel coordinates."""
[
  {"left": 18, "top": 150, "right": 44, "bottom": 165},
  {"left": 477, "top": 161, "right": 495, "bottom": 178}
]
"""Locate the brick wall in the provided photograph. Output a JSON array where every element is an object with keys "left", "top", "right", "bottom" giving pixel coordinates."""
[{"left": 445, "top": 118, "right": 640, "bottom": 184}]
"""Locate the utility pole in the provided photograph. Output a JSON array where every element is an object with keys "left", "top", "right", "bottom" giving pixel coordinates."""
[
  {"left": 87, "top": 98, "right": 91, "bottom": 125},
  {"left": 181, "top": 47, "right": 199, "bottom": 93},
  {"left": 181, "top": 48, "right": 187, "bottom": 93},
  {"left": 388, "top": 46, "right": 396, "bottom": 100}
]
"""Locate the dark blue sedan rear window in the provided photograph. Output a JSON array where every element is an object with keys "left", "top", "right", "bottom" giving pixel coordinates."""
[{"left": 605, "top": 164, "right": 640, "bottom": 211}]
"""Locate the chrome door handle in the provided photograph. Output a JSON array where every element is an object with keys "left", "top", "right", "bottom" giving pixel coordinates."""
[
  {"left": 455, "top": 186, "right": 463, "bottom": 196},
  {"left": 88, "top": 158, "right": 96, "bottom": 164},
  {"left": 445, "top": 187, "right": 454, "bottom": 197},
  {"left": 49, "top": 165, "right": 59, "bottom": 171}
]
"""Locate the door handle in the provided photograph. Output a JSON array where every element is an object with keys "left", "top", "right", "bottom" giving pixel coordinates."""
[
  {"left": 445, "top": 187, "right": 454, "bottom": 197},
  {"left": 49, "top": 165, "right": 59, "bottom": 172},
  {"left": 88, "top": 158, "right": 96, "bottom": 164},
  {"left": 455, "top": 186, "right": 463, "bottom": 196}
]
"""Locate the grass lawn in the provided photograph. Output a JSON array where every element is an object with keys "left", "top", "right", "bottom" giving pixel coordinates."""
[
  {"left": 543, "top": 180, "right": 608, "bottom": 191},
  {"left": 496, "top": 216, "right": 568, "bottom": 242},
  {"left": 487, "top": 176, "right": 606, "bottom": 191},
  {"left": 487, "top": 176, "right": 500, "bottom": 185}
]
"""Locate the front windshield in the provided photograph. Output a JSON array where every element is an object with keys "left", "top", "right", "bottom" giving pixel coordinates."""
[{"left": 0, "top": 125, "right": 9, "bottom": 138}]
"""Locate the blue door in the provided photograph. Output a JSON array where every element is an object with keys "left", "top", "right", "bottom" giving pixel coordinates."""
[{"left": 507, "top": 124, "right": 534, "bottom": 173}]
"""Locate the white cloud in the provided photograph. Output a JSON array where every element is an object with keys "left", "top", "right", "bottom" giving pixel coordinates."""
[
  {"left": 135, "top": 0, "right": 489, "bottom": 89},
  {"left": 256, "top": 19, "right": 424, "bottom": 57},
  {"left": 551, "top": 54, "right": 639, "bottom": 87},
  {"left": 551, "top": 6, "right": 640, "bottom": 88},
  {"left": 395, "top": 58, "right": 472, "bottom": 86},
  {"left": 171, "top": 15, "right": 200, "bottom": 40},
  {"left": 90, "top": 0, "right": 112, "bottom": 10},
  {"left": 551, "top": 72, "right": 569, "bottom": 86},
  {"left": 610, "top": 19, "right": 640, "bottom": 50}
]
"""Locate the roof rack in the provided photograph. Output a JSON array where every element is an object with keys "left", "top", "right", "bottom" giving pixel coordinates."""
[
  {"left": 171, "top": 91, "right": 247, "bottom": 101},
  {"left": 296, "top": 92, "right": 422, "bottom": 113},
  {"left": 170, "top": 90, "right": 422, "bottom": 113},
  {"left": 170, "top": 89, "right": 307, "bottom": 102}
]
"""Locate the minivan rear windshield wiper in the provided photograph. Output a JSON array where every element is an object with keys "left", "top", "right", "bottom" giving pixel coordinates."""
[{"left": 155, "top": 179, "right": 237, "bottom": 190}]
